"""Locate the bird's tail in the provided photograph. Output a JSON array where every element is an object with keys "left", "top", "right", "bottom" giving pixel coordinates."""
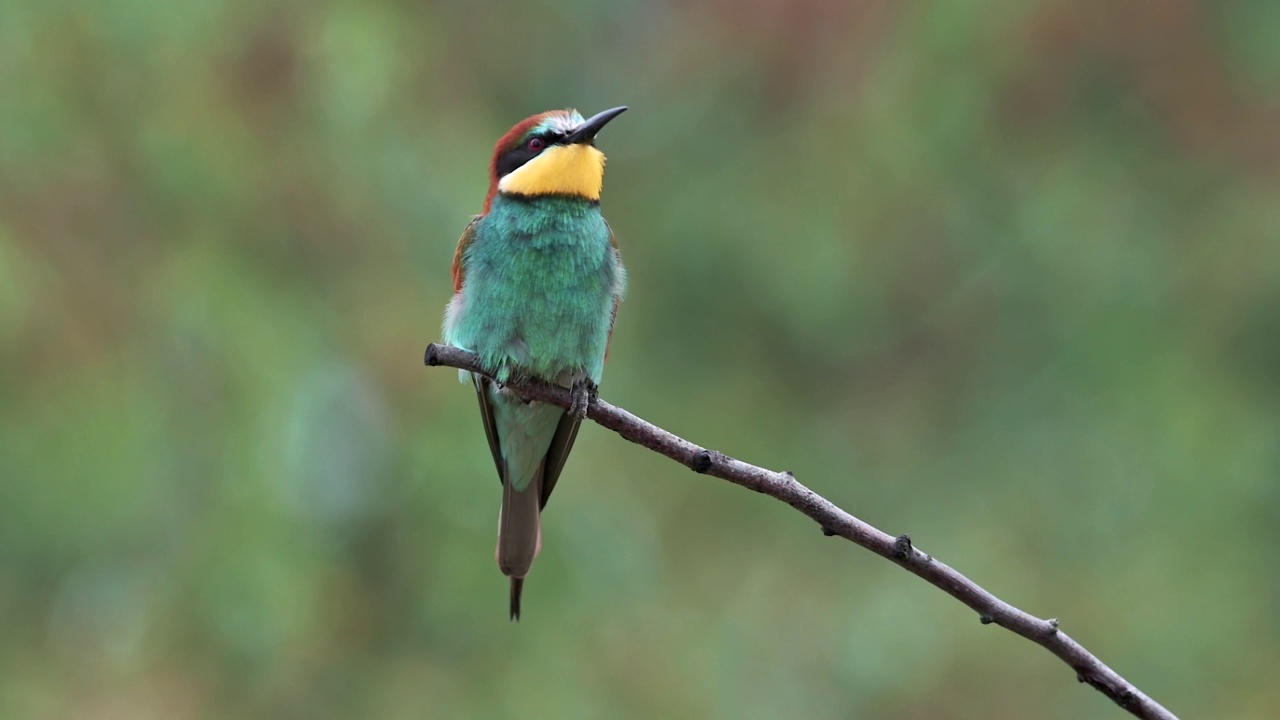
[
  {"left": 497, "top": 468, "right": 542, "bottom": 621},
  {"left": 509, "top": 578, "right": 524, "bottom": 621}
]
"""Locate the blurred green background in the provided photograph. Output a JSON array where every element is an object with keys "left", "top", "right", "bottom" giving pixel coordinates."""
[{"left": 2, "top": 1, "right": 1279, "bottom": 718}]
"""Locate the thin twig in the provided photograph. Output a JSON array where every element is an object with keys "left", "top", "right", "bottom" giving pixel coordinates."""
[{"left": 424, "top": 343, "right": 1178, "bottom": 720}]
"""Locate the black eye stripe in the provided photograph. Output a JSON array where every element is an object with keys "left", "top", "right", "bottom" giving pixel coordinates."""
[{"left": 496, "top": 131, "right": 566, "bottom": 177}]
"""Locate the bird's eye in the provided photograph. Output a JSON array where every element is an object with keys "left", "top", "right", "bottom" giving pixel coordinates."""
[{"left": 527, "top": 137, "right": 545, "bottom": 151}]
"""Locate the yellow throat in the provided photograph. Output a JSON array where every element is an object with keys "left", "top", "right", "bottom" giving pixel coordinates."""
[{"left": 498, "top": 144, "right": 607, "bottom": 201}]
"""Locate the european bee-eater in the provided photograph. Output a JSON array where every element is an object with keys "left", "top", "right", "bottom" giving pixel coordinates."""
[{"left": 443, "top": 107, "right": 628, "bottom": 620}]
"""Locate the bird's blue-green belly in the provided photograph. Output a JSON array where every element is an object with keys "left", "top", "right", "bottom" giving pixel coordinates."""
[{"left": 446, "top": 195, "right": 621, "bottom": 384}]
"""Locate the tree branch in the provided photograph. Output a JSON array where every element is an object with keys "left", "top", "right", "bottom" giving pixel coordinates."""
[{"left": 424, "top": 343, "right": 1178, "bottom": 720}]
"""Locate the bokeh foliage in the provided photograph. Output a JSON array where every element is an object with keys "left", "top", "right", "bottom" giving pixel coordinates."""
[{"left": 2, "top": 1, "right": 1278, "bottom": 718}]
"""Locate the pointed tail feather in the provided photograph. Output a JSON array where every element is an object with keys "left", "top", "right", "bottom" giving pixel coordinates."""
[
  {"left": 509, "top": 578, "right": 524, "bottom": 621},
  {"left": 497, "top": 468, "right": 543, "bottom": 621}
]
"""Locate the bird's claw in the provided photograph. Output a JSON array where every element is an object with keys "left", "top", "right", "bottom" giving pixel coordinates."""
[{"left": 568, "top": 378, "right": 598, "bottom": 419}]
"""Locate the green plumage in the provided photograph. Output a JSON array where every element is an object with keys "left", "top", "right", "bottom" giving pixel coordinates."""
[
  {"left": 444, "top": 192, "right": 624, "bottom": 618},
  {"left": 449, "top": 195, "right": 621, "bottom": 389}
]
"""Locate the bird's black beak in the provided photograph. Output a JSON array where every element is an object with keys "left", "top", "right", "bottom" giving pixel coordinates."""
[{"left": 564, "top": 106, "right": 628, "bottom": 145}]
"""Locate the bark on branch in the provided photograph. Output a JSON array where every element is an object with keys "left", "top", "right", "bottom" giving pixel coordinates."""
[{"left": 424, "top": 342, "right": 1178, "bottom": 720}]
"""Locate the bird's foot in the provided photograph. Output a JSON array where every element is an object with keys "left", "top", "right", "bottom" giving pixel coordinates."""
[{"left": 567, "top": 378, "right": 598, "bottom": 419}]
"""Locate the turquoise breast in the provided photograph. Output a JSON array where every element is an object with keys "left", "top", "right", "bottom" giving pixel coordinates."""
[{"left": 448, "top": 194, "right": 622, "bottom": 383}]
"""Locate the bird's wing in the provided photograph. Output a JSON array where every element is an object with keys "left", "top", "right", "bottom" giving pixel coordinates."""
[
  {"left": 452, "top": 216, "right": 482, "bottom": 293},
  {"left": 472, "top": 376, "right": 506, "bottom": 483},
  {"left": 605, "top": 224, "right": 624, "bottom": 361},
  {"left": 606, "top": 295, "right": 621, "bottom": 362},
  {"left": 454, "top": 216, "right": 503, "bottom": 481},
  {"left": 540, "top": 412, "right": 581, "bottom": 509},
  {"left": 541, "top": 224, "right": 622, "bottom": 506}
]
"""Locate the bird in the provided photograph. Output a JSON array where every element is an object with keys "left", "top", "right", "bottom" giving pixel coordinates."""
[{"left": 442, "top": 107, "right": 628, "bottom": 620}]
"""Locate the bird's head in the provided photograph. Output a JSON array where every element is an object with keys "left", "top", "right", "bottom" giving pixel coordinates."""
[{"left": 485, "top": 106, "right": 627, "bottom": 211}]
